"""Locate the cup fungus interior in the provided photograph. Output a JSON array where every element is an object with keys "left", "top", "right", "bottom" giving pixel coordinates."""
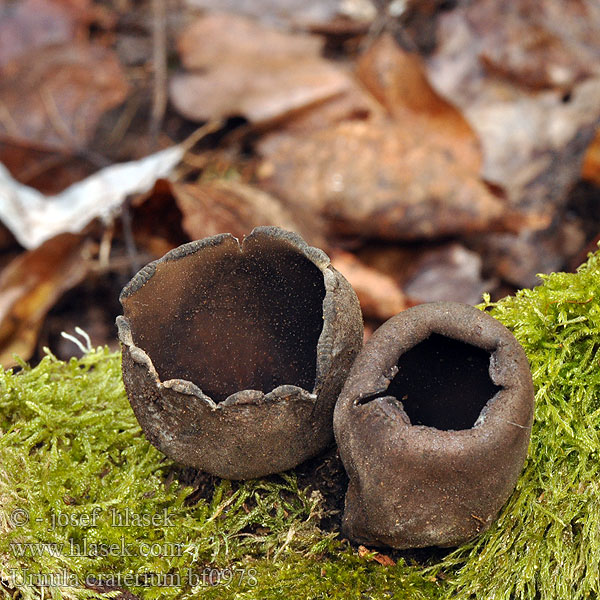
[
  {"left": 359, "top": 333, "right": 502, "bottom": 430},
  {"left": 122, "top": 235, "right": 326, "bottom": 402}
]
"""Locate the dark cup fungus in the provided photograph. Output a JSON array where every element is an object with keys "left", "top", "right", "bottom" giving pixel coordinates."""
[
  {"left": 333, "top": 301, "right": 534, "bottom": 549},
  {"left": 117, "top": 226, "right": 363, "bottom": 480}
]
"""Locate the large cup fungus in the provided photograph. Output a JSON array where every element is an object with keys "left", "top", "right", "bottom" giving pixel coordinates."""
[
  {"left": 333, "top": 301, "right": 534, "bottom": 549},
  {"left": 117, "top": 227, "right": 363, "bottom": 480}
]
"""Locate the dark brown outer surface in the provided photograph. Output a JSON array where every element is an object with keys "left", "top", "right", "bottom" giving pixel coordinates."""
[
  {"left": 118, "top": 227, "right": 363, "bottom": 480},
  {"left": 333, "top": 301, "right": 534, "bottom": 549}
]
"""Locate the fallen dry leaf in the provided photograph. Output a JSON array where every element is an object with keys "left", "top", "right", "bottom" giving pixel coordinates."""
[
  {"left": 462, "top": 0, "right": 599, "bottom": 91},
  {"left": 357, "top": 545, "right": 396, "bottom": 567},
  {"left": 130, "top": 179, "right": 189, "bottom": 258},
  {"left": 0, "top": 0, "right": 93, "bottom": 68},
  {"left": 418, "top": 0, "right": 600, "bottom": 285},
  {"left": 179, "top": 13, "right": 322, "bottom": 69},
  {"left": 426, "top": 0, "right": 600, "bottom": 225},
  {"left": 252, "top": 74, "right": 378, "bottom": 140},
  {"left": 0, "top": 43, "right": 128, "bottom": 153},
  {"left": 182, "top": 0, "right": 372, "bottom": 29},
  {"left": 0, "top": 145, "right": 184, "bottom": 249},
  {"left": 468, "top": 218, "right": 586, "bottom": 288},
  {"left": 330, "top": 250, "right": 406, "bottom": 320},
  {"left": 356, "top": 33, "right": 475, "bottom": 143},
  {"left": 582, "top": 128, "right": 600, "bottom": 185},
  {"left": 0, "top": 233, "right": 92, "bottom": 367},
  {"left": 356, "top": 245, "right": 419, "bottom": 282},
  {"left": 170, "top": 12, "right": 354, "bottom": 124},
  {"left": 403, "top": 243, "right": 494, "bottom": 305},
  {"left": 0, "top": 140, "right": 96, "bottom": 195},
  {"left": 258, "top": 34, "right": 505, "bottom": 240},
  {"left": 355, "top": 242, "right": 493, "bottom": 306},
  {"left": 171, "top": 178, "right": 325, "bottom": 247},
  {"left": 259, "top": 118, "right": 503, "bottom": 239}
]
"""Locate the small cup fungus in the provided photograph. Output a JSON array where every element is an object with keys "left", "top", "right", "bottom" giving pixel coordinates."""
[
  {"left": 117, "top": 227, "right": 363, "bottom": 479},
  {"left": 333, "top": 301, "right": 534, "bottom": 549}
]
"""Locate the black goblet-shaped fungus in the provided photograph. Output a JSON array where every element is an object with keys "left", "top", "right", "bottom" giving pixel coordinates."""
[
  {"left": 117, "top": 227, "right": 363, "bottom": 480},
  {"left": 333, "top": 301, "right": 534, "bottom": 549}
]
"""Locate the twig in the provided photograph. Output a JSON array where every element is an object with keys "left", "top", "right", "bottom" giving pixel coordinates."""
[
  {"left": 41, "top": 87, "right": 80, "bottom": 148},
  {"left": 172, "top": 120, "right": 224, "bottom": 180},
  {"left": 149, "top": 0, "right": 168, "bottom": 147},
  {"left": 106, "top": 94, "right": 142, "bottom": 148},
  {"left": 98, "top": 218, "right": 115, "bottom": 270},
  {"left": 180, "top": 119, "right": 224, "bottom": 152},
  {"left": 18, "top": 154, "right": 71, "bottom": 184},
  {"left": 0, "top": 99, "right": 20, "bottom": 137}
]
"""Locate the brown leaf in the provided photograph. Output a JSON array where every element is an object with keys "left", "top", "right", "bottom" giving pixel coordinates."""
[
  {"left": 356, "top": 33, "right": 475, "bottom": 143},
  {"left": 355, "top": 242, "right": 493, "bottom": 306},
  {"left": 0, "top": 233, "right": 92, "bottom": 367},
  {"left": 258, "top": 34, "right": 504, "bottom": 240},
  {"left": 252, "top": 74, "right": 379, "bottom": 138},
  {"left": 373, "top": 552, "right": 396, "bottom": 567},
  {"left": 582, "top": 128, "right": 600, "bottom": 186},
  {"left": 259, "top": 120, "right": 503, "bottom": 240},
  {"left": 0, "top": 0, "right": 93, "bottom": 68},
  {"left": 170, "top": 178, "right": 325, "bottom": 247},
  {"left": 403, "top": 243, "right": 494, "bottom": 305},
  {"left": 178, "top": 13, "right": 322, "bottom": 70},
  {"left": 170, "top": 12, "right": 353, "bottom": 124},
  {"left": 0, "top": 43, "right": 129, "bottom": 152},
  {"left": 0, "top": 141, "right": 95, "bottom": 195},
  {"left": 468, "top": 218, "right": 586, "bottom": 288},
  {"left": 131, "top": 179, "right": 189, "bottom": 258},
  {"left": 330, "top": 250, "right": 406, "bottom": 320},
  {"left": 357, "top": 545, "right": 396, "bottom": 567},
  {"left": 427, "top": 0, "right": 600, "bottom": 225},
  {"left": 356, "top": 245, "right": 419, "bottom": 284}
]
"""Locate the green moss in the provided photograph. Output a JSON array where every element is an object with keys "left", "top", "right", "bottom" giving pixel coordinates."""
[
  {"left": 432, "top": 248, "right": 600, "bottom": 600},
  {"left": 1, "top": 248, "right": 600, "bottom": 600}
]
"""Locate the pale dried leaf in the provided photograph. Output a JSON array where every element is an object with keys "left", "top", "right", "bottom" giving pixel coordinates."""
[
  {"left": 0, "top": 0, "right": 93, "bottom": 68},
  {"left": 0, "top": 145, "right": 184, "bottom": 249},
  {"left": 182, "top": 0, "right": 370, "bottom": 28},
  {"left": 170, "top": 13, "right": 354, "bottom": 123}
]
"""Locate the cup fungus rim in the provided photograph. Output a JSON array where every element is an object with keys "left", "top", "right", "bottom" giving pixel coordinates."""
[
  {"left": 117, "top": 226, "right": 339, "bottom": 410},
  {"left": 344, "top": 301, "right": 533, "bottom": 440}
]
